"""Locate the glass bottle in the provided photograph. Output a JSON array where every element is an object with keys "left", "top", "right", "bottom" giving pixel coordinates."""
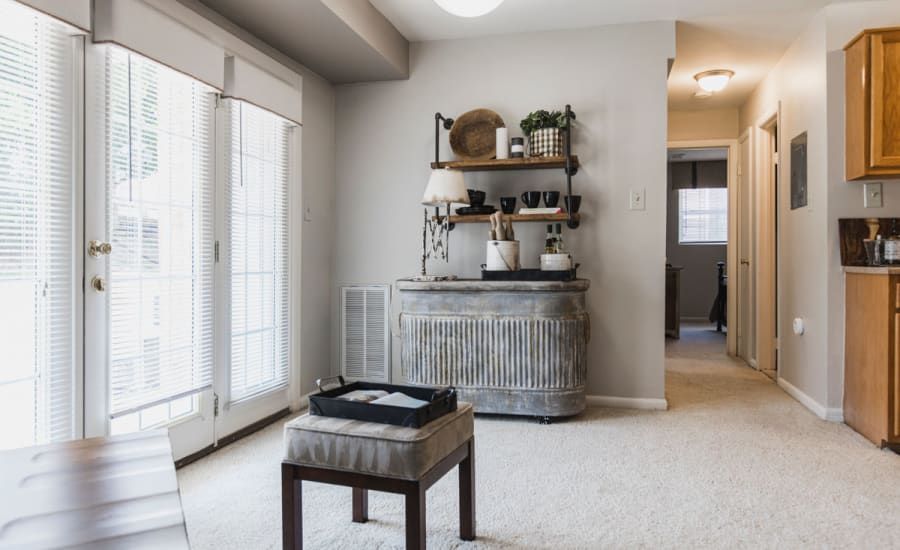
[
  {"left": 544, "top": 224, "right": 556, "bottom": 254},
  {"left": 554, "top": 223, "right": 566, "bottom": 254},
  {"left": 886, "top": 221, "right": 900, "bottom": 265}
]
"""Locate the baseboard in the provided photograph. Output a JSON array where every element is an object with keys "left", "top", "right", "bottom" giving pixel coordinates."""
[
  {"left": 776, "top": 377, "right": 843, "bottom": 422},
  {"left": 586, "top": 395, "right": 668, "bottom": 411}
]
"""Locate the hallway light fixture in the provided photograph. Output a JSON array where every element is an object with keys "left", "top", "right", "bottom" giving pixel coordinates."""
[
  {"left": 694, "top": 70, "right": 734, "bottom": 93},
  {"left": 434, "top": 0, "right": 504, "bottom": 18}
]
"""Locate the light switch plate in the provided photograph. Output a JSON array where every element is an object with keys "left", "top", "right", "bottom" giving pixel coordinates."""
[
  {"left": 304, "top": 206, "right": 313, "bottom": 221},
  {"left": 629, "top": 188, "right": 646, "bottom": 211},
  {"left": 864, "top": 182, "right": 883, "bottom": 208}
]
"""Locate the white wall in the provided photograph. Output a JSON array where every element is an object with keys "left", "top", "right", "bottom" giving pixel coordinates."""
[
  {"left": 739, "top": 0, "right": 900, "bottom": 418},
  {"left": 332, "top": 22, "right": 675, "bottom": 400},
  {"left": 823, "top": 1, "right": 900, "bottom": 411},
  {"left": 739, "top": 12, "right": 831, "bottom": 410},
  {"left": 668, "top": 109, "right": 739, "bottom": 141}
]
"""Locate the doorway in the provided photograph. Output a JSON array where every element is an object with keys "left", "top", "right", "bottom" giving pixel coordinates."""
[
  {"left": 755, "top": 114, "right": 779, "bottom": 379},
  {"left": 665, "top": 141, "right": 738, "bottom": 354}
]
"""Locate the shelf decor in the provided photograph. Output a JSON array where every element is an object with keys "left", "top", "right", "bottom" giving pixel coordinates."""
[{"left": 431, "top": 105, "right": 580, "bottom": 229}]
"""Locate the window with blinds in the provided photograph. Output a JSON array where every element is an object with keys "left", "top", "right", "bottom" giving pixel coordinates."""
[
  {"left": 102, "top": 46, "right": 216, "bottom": 418},
  {"left": 678, "top": 188, "right": 728, "bottom": 244},
  {"left": 223, "top": 100, "right": 291, "bottom": 403},
  {"left": 0, "top": 1, "right": 76, "bottom": 449}
]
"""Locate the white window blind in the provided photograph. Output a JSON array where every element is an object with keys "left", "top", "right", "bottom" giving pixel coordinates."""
[
  {"left": 223, "top": 99, "right": 291, "bottom": 403},
  {"left": 0, "top": 0, "right": 76, "bottom": 448},
  {"left": 103, "top": 46, "right": 216, "bottom": 418},
  {"left": 678, "top": 188, "right": 728, "bottom": 244}
]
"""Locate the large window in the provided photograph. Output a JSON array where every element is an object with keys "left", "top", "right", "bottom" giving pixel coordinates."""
[
  {"left": 101, "top": 47, "right": 216, "bottom": 423},
  {"left": 223, "top": 100, "right": 291, "bottom": 403},
  {"left": 678, "top": 188, "right": 728, "bottom": 244},
  {"left": 0, "top": 1, "right": 77, "bottom": 449}
]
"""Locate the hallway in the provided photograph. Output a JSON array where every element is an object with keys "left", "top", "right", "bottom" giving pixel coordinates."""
[{"left": 179, "top": 326, "right": 900, "bottom": 548}]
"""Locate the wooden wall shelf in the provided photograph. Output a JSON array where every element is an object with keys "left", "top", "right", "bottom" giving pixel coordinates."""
[
  {"left": 430, "top": 156, "right": 579, "bottom": 172},
  {"left": 439, "top": 213, "right": 580, "bottom": 224}
]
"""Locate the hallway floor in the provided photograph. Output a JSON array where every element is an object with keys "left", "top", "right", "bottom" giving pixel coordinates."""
[{"left": 178, "top": 325, "right": 900, "bottom": 549}]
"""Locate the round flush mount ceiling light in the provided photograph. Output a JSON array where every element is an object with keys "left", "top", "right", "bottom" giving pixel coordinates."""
[
  {"left": 694, "top": 69, "right": 735, "bottom": 93},
  {"left": 433, "top": 0, "right": 504, "bottom": 18}
]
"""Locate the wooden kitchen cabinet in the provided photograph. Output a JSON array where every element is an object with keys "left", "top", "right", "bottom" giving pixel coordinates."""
[
  {"left": 843, "top": 268, "right": 900, "bottom": 449},
  {"left": 845, "top": 28, "right": 900, "bottom": 181}
]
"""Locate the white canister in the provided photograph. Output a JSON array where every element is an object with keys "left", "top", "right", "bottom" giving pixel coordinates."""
[
  {"left": 495, "top": 127, "right": 509, "bottom": 160},
  {"left": 540, "top": 253, "right": 572, "bottom": 271},
  {"left": 486, "top": 240, "right": 520, "bottom": 271}
]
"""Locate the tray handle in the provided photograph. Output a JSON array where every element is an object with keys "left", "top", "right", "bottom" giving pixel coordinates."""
[
  {"left": 316, "top": 375, "right": 346, "bottom": 393},
  {"left": 430, "top": 386, "right": 454, "bottom": 401}
]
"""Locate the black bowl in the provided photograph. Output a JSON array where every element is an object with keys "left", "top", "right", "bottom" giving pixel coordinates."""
[{"left": 467, "top": 189, "right": 486, "bottom": 207}]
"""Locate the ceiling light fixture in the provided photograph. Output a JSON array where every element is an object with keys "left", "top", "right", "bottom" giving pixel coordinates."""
[
  {"left": 433, "top": 0, "right": 504, "bottom": 18},
  {"left": 694, "top": 69, "right": 734, "bottom": 93}
]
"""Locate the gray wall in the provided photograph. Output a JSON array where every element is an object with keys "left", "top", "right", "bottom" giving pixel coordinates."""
[
  {"left": 332, "top": 22, "right": 676, "bottom": 400},
  {"left": 665, "top": 162, "right": 727, "bottom": 320}
]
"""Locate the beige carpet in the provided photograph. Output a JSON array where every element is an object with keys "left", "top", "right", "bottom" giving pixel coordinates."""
[{"left": 178, "top": 325, "right": 900, "bottom": 549}]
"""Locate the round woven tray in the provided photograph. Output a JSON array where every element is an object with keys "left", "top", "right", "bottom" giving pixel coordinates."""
[{"left": 449, "top": 109, "right": 505, "bottom": 161}]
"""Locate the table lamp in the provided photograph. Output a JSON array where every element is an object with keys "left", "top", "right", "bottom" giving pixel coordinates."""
[{"left": 417, "top": 168, "right": 469, "bottom": 280}]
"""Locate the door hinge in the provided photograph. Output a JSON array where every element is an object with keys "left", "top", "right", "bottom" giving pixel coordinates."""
[
  {"left": 213, "top": 393, "right": 220, "bottom": 417},
  {"left": 773, "top": 152, "right": 780, "bottom": 165},
  {"left": 214, "top": 240, "right": 219, "bottom": 263}
]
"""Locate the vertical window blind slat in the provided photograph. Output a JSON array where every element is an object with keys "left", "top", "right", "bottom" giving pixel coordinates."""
[
  {"left": 224, "top": 99, "right": 290, "bottom": 403},
  {"left": 103, "top": 46, "right": 216, "bottom": 418},
  {"left": 0, "top": 0, "right": 75, "bottom": 449}
]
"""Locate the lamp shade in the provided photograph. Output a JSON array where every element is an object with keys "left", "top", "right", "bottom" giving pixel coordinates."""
[{"left": 422, "top": 169, "right": 469, "bottom": 206}]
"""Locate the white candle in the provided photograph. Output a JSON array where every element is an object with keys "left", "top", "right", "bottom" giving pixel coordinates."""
[{"left": 496, "top": 127, "right": 509, "bottom": 159}]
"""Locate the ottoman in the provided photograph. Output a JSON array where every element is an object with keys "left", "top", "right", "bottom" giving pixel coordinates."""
[{"left": 281, "top": 402, "right": 475, "bottom": 549}]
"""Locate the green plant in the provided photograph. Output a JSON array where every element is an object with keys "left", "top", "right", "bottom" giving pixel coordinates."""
[{"left": 519, "top": 109, "right": 569, "bottom": 135}]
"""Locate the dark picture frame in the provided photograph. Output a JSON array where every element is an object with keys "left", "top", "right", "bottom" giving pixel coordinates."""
[{"left": 790, "top": 132, "right": 808, "bottom": 210}]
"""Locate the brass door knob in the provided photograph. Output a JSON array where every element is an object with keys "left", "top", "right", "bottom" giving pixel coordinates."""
[
  {"left": 90, "top": 276, "right": 106, "bottom": 293},
  {"left": 88, "top": 240, "right": 113, "bottom": 257}
]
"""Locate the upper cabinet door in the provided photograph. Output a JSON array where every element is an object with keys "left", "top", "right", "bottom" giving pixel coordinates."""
[
  {"left": 845, "top": 28, "right": 900, "bottom": 180},
  {"left": 869, "top": 30, "right": 900, "bottom": 170}
]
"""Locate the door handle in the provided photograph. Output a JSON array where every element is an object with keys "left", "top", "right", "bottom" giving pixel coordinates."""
[
  {"left": 88, "top": 240, "right": 113, "bottom": 258},
  {"left": 90, "top": 276, "right": 106, "bottom": 293},
  {"left": 740, "top": 259, "right": 750, "bottom": 265}
]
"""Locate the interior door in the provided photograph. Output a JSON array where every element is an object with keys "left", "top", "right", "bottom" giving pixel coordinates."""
[
  {"left": 737, "top": 132, "right": 756, "bottom": 365},
  {"left": 83, "top": 44, "right": 216, "bottom": 460}
]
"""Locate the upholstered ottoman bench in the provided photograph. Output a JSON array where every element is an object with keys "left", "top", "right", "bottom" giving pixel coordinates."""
[{"left": 281, "top": 402, "right": 475, "bottom": 549}]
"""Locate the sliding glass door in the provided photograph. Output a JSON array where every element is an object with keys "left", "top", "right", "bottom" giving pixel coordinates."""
[{"left": 84, "top": 45, "right": 217, "bottom": 458}]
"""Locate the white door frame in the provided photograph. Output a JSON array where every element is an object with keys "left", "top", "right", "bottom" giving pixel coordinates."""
[
  {"left": 667, "top": 139, "right": 739, "bottom": 356},
  {"left": 754, "top": 109, "right": 780, "bottom": 379}
]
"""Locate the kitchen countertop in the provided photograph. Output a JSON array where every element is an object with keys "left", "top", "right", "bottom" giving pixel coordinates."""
[
  {"left": 396, "top": 278, "right": 590, "bottom": 292},
  {"left": 843, "top": 266, "right": 900, "bottom": 275}
]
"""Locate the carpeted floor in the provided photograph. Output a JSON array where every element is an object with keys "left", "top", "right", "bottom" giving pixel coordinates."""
[{"left": 178, "top": 324, "right": 900, "bottom": 549}]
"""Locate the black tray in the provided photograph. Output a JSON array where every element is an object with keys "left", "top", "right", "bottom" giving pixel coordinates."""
[
  {"left": 481, "top": 267, "right": 578, "bottom": 281},
  {"left": 309, "top": 376, "right": 457, "bottom": 428}
]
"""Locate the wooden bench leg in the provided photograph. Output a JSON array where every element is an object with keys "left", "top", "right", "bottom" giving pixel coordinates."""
[
  {"left": 352, "top": 487, "right": 368, "bottom": 523},
  {"left": 459, "top": 437, "right": 476, "bottom": 541},
  {"left": 405, "top": 483, "right": 426, "bottom": 550},
  {"left": 282, "top": 463, "right": 302, "bottom": 550}
]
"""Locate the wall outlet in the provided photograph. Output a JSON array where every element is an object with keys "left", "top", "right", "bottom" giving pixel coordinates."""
[
  {"left": 629, "top": 188, "right": 646, "bottom": 211},
  {"left": 864, "top": 182, "right": 883, "bottom": 208}
]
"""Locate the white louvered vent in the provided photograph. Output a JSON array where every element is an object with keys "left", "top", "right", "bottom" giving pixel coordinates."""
[{"left": 341, "top": 286, "right": 390, "bottom": 382}]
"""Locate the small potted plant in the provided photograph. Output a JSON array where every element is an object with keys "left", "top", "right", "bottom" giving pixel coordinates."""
[{"left": 519, "top": 109, "right": 569, "bottom": 157}]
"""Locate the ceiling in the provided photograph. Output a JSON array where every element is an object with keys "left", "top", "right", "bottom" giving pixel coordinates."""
[
  {"left": 370, "top": 0, "right": 859, "bottom": 110},
  {"left": 196, "top": 0, "right": 408, "bottom": 83}
]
